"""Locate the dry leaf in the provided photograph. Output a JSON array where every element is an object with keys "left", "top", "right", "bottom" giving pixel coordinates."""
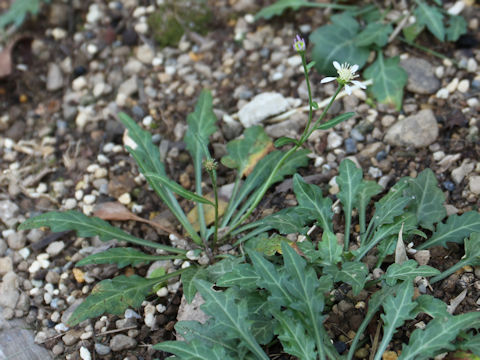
[
  {"left": 447, "top": 289, "right": 467, "bottom": 314},
  {"left": 395, "top": 222, "right": 407, "bottom": 264},
  {"left": 414, "top": 250, "right": 431, "bottom": 266},
  {"left": 187, "top": 194, "right": 228, "bottom": 232},
  {"left": 243, "top": 142, "right": 274, "bottom": 177}
]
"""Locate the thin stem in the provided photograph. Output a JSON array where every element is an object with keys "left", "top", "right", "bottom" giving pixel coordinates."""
[
  {"left": 220, "top": 173, "right": 242, "bottom": 228},
  {"left": 430, "top": 258, "right": 469, "bottom": 284},
  {"left": 208, "top": 168, "right": 219, "bottom": 246},
  {"left": 299, "top": 53, "right": 314, "bottom": 142}
]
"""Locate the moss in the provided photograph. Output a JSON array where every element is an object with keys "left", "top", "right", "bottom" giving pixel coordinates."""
[{"left": 147, "top": 10, "right": 184, "bottom": 48}]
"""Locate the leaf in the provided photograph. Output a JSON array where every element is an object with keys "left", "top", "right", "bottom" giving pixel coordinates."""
[
  {"left": 68, "top": 273, "right": 178, "bottom": 326},
  {"left": 245, "top": 233, "right": 292, "bottom": 256},
  {"left": 402, "top": 23, "right": 425, "bottom": 42},
  {"left": 317, "top": 231, "right": 343, "bottom": 266},
  {"left": 418, "top": 211, "right": 480, "bottom": 249},
  {"left": 310, "top": 13, "right": 370, "bottom": 76},
  {"left": 355, "top": 180, "right": 383, "bottom": 240},
  {"left": 384, "top": 259, "right": 440, "bottom": 286},
  {"left": 375, "top": 281, "right": 418, "bottom": 360},
  {"left": 446, "top": 15, "right": 467, "bottom": 42},
  {"left": 154, "top": 340, "right": 228, "bottom": 360},
  {"left": 194, "top": 280, "right": 269, "bottom": 359},
  {"left": 254, "top": 0, "right": 355, "bottom": 20},
  {"left": 18, "top": 211, "right": 185, "bottom": 254},
  {"left": 181, "top": 267, "right": 208, "bottom": 303},
  {"left": 315, "top": 112, "right": 355, "bottom": 131},
  {"left": 414, "top": 0, "right": 445, "bottom": 41},
  {"left": 355, "top": 22, "right": 393, "bottom": 47},
  {"left": 217, "top": 263, "right": 260, "bottom": 290},
  {"left": 186, "top": 193, "right": 229, "bottom": 232},
  {"left": 144, "top": 173, "right": 214, "bottom": 205},
  {"left": 293, "top": 174, "right": 333, "bottom": 231},
  {"left": 254, "top": 207, "right": 310, "bottom": 235},
  {"left": 373, "top": 196, "right": 412, "bottom": 228},
  {"left": 414, "top": 295, "right": 449, "bottom": 318},
  {"left": 459, "top": 332, "right": 480, "bottom": 355},
  {"left": 331, "top": 261, "right": 368, "bottom": 296},
  {"left": 337, "top": 159, "right": 363, "bottom": 250},
  {"left": 221, "top": 126, "right": 274, "bottom": 177},
  {"left": 406, "top": 168, "right": 446, "bottom": 231},
  {"left": 76, "top": 248, "right": 175, "bottom": 269},
  {"left": 0, "top": 0, "right": 45, "bottom": 30},
  {"left": 274, "top": 136, "right": 299, "bottom": 148},
  {"left": 364, "top": 53, "right": 407, "bottom": 110},
  {"left": 399, "top": 312, "right": 480, "bottom": 360},
  {"left": 206, "top": 256, "right": 244, "bottom": 281},
  {"left": 271, "top": 309, "right": 317, "bottom": 360}
]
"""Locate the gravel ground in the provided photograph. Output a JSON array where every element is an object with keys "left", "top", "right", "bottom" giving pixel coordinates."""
[{"left": 0, "top": 0, "right": 479, "bottom": 359}]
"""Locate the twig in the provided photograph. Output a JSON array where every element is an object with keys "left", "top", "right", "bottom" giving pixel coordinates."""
[
  {"left": 388, "top": 11, "right": 411, "bottom": 43},
  {"left": 95, "top": 325, "right": 138, "bottom": 336}
]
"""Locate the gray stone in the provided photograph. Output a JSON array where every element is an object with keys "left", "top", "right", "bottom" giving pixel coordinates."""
[
  {"left": 0, "top": 239, "right": 6, "bottom": 256},
  {"left": 0, "top": 271, "right": 20, "bottom": 309},
  {"left": 117, "top": 76, "right": 138, "bottom": 97},
  {"left": 327, "top": 131, "right": 343, "bottom": 149},
  {"left": 95, "top": 343, "right": 111, "bottom": 355},
  {"left": 6, "top": 231, "right": 26, "bottom": 250},
  {"left": 62, "top": 330, "right": 81, "bottom": 346},
  {"left": 45, "top": 241, "right": 65, "bottom": 257},
  {"left": 0, "top": 256, "right": 13, "bottom": 276},
  {"left": 264, "top": 113, "right": 305, "bottom": 138},
  {"left": 238, "top": 92, "right": 290, "bottom": 127},
  {"left": 451, "top": 160, "right": 474, "bottom": 185},
  {"left": 384, "top": 109, "right": 438, "bottom": 148},
  {"left": 469, "top": 175, "right": 480, "bottom": 195},
  {"left": 400, "top": 57, "right": 440, "bottom": 94},
  {"left": 109, "top": 334, "right": 137, "bottom": 351},
  {"left": 135, "top": 44, "right": 154, "bottom": 64},
  {"left": 46, "top": 63, "right": 64, "bottom": 91},
  {"left": 0, "top": 200, "right": 20, "bottom": 228},
  {"left": 27, "top": 228, "right": 44, "bottom": 244}
]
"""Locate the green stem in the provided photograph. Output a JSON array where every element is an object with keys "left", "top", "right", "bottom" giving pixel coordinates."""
[
  {"left": 299, "top": 53, "right": 315, "bottom": 143},
  {"left": 399, "top": 36, "right": 459, "bottom": 66},
  {"left": 430, "top": 258, "right": 469, "bottom": 284}
]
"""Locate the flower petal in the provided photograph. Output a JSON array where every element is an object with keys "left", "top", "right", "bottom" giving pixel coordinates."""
[
  {"left": 321, "top": 77, "right": 336, "bottom": 83},
  {"left": 345, "top": 84, "right": 352, "bottom": 95},
  {"left": 352, "top": 80, "right": 366, "bottom": 89},
  {"left": 350, "top": 64, "right": 359, "bottom": 73},
  {"left": 333, "top": 61, "right": 341, "bottom": 70}
]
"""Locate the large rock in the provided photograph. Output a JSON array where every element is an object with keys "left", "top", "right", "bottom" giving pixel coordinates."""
[
  {"left": 400, "top": 57, "right": 440, "bottom": 95},
  {"left": 385, "top": 109, "right": 438, "bottom": 148},
  {"left": 238, "top": 92, "right": 290, "bottom": 127}
]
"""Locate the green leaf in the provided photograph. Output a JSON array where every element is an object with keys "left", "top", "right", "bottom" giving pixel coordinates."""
[
  {"left": 194, "top": 280, "right": 269, "bottom": 360},
  {"left": 384, "top": 259, "right": 440, "bottom": 286},
  {"left": 364, "top": 53, "right": 407, "bottom": 110},
  {"left": 222, "top": 125, "right": 272, "bottom": 176},
  {"left": 459, "top": 332, "right": 480, "bottom": 355},
  {"left": 414, "top": 295, "right": 449, "bottom": 318},
  {"left": 206, "top": 256, "right": 244, "bottom": 281},
  {"left": 402, "top": 23, "right": 425, "bottom": 42},
  {"left": 68, "top": 273, "right": 180, "bottom": 326},
  {"left": 254, "top": 0, "right": 355, "bottom": 20},
  {"left": 418, "top": 211, "right": 480, "bottom": 249},
  {"left": 0, "top": 0, "right": 46, "bottom": 30},
  {"left": 315, "top": 112, "right": 356, "bottom": 131},
  {"left": 375, "top": 281, "right": 418, "bottom": 360},
  {"left": 317, "top": 231, "right": 343, "bottom": 266},
  {"left": 271, "top": 309, "right": 317, "bottom": 359},
  {"left": 311, "top": 13, "right": 370, "bottom": 76},
  {"left": 293, "top": 174, "right": 333, "bottom": 231},
  {"left": 245, "top": 233, "right": 291, "bottom": 256},
  {"left": 274, "top": 136, "right": 299, "bottom": 148},
  {"left": 144, "top": 172, "right": 214, "bottom": 205},
  {"left": 373, "top": 196, "right": 412, "bottom": 228},
  {"left": 414, "top": 0, "right": 445, "bottom": 41},
  {"left": 446, "top": 15, "right": 467, "bottom": 42},
  {"left": 255, "top": 207, "right": 310, "bottom": 235},
  {"left": 331, "top": 261, "right": 368, "bottom": 296},
  {"left": 406, "top": 168, "right": 446, "bottom": 231},
  {"left": 18, "top": 211, "right": 185, "bottom": 254},
  {"left": 336, "top": 159, "right": 363, "bottom": 250},
  {"left": 154, "top": 340, "right": 228, "bottom": 360},
  {"left": 76, "top": 248, "right": 176, "bottom": 269},
  {"left": 217, "top": 264, "right": 259, "bottom": 289},
  {"left": 118, "top": 112, "right": 201, "bottom": 244},
  {"left": 355, "top": 22, "right": 393, "bottom": 47},
  {"left": 399, "top": 312, "right": 480, "bottom": 360},
  {"left": 355, "top": 180, "right": 383, "bottom": 241},
  {"left": 181, "top": 267, "right": 208, "bottom": 303}
]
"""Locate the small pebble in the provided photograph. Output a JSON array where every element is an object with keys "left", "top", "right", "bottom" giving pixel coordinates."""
[
  {"left": 95, "top": 343, "right": 111, "bottom": 355},
  {"left": 458, "top": 79, "right": 469, "bottom": 93},
  {"left": 83, "top": 194, "right": 96, "bottom": 205},
  {"left": 80, "top": 346, "right": 92, "bottom": 360},
  {"left": 118, "top": 193, "right": 131, "bottom": 205}
]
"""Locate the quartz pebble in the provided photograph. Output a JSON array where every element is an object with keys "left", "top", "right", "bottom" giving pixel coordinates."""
[{"left": 110, "top": 334, "right": 137, "bottom": 351}]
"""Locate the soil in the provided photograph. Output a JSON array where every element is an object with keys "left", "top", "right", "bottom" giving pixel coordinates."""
[{"left": 0, "top": 0, "right": 479, "bottom": 359}]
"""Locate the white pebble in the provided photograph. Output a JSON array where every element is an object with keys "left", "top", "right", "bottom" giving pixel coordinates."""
[
  {"left": 458, "top": 79, "right": 469, "bottom": 93},
  {"left": 72, "top": 76, "right": 87, "bottom": 91},
  {"left": 82, "top": 204, "right": 94, "bottom": 216},
  {"left": 181, "top": 261, "right": 191, "bottom": 269},
  {"left": 446, "top": 78, "right": 459, "bottom": 93},
  {"left": 434, "top": 66, "right": 444, "bottom": 78},
  {"left": 97, "top": 154, "right": 110, "bottom": 164},
  {"left": 118, "top": 193, "right": 131, "bottom": 205},
  {"left": 44, "top": 292, "right": 52, "bottom": 304},
  {"left": 186, "top": 250, "right": 199, "bottom": 261},
  {"left": 80, "top": 331, "right": 93, "bottom": 340},
  {"left": 52, "top": 28, "right": 67, "bottom": 40},
  {"left": 94, "top": 168, "right": 108, "bottom": 178},
  {"left": 64, "top": 198, "right": 77, "bottom": 210},
  {"left": 436, "top": 88, "right": 449, "bottom": 99},
  {"left": 142, "top": 116, "right": 153, "bottom": 127},
  {"left": 44, "top": 283, "right": 54, "bottom": 293},
  {"left": 28, "top": 261, "right": 41, "bottom": 274},
  {"left": 433, "top": 151, "right": 445, "bottom": 161},
  {"left": 36, "top": 183, "right": 47, "bottom": 194},
  {"left": 156, "top": 287, "right": 168, "bottom": 297},
  {"left": 83, "top": 194, "right": 96, "bottom": 205},
  {"left": 155, "top": 304, "right": 166, "bottom": 313},
  {"left": 134, "top": 22, "right": 148, "bottom": 34},
  {"left": 55, "top": 323, "right": 69, "bottom": 332},
  {"left": 18, "top": 247, "right": 30, "bottom": 259},
  {"left": 124, "top": 309, "right": 141, "bottom": 319},
  {"left": 467, "top": 98, "right": 479, "bottom": 108},
  {"left": 87, "top": 44, "right": 98, "bottom": 55},
  {"left": 467, "top": 58, "right": 477, "bottom": 73},
  {"left": 80, "top": 346, "right": 92, "bottom": 360},
  {"left": 103, "top": 143, "right": 115, "bottom": 153}
]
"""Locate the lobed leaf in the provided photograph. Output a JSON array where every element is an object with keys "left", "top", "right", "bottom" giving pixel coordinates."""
[
  {"left": 310, "top": 13, "right": 370, "bottom": 76},
  {"left": 405, "top": 168, "right": 446, "bottom": 231},
  {"left": 317, "top": 231, "right": 343, "bottom": 266},
  {"left": 459, "top": 332, "right": 480, "bottom": 355},
  {"left": 414, "top": 0, "right": 445, "bottom": 41},
  {"left": 399, "top": 312, "right": 480, "bottom": 360},
  {"left": 384, "top": 259, "right": 440, "bottom": 286},
  {"left": 329, "top": 261, "right": 368, "bottom": 296},
  {"left": 373, "top": 196, "right": 412, "bottom": 229},
  {"left": 355, "top": 22, "right": 393, "bottom": 47},
  {"left": 293, "top": 174, "right": 333, "bottom": 231},
  {"left": 154, "top": 340, "right": 228, "bottom": 360},
  {"left": 254, "top": 0, "right": 355, "bottom": 20},
  {"left": 254, "top": 207, "right": 311, "bottom": 235},
  {"left": 0, "top": 0, "right": 46, "bottom": 29},
  {"left": 18, "top": 211, "right": 185, "bottom": 254},
  {"left": 217, "top": 264, "right": 260, "bottom": 289},
  {"left": 446, "top": 15, "right": 467, "bottom": 42},
  {"left": 414, "top": 295, "right": 449, "bottom": 318},
  {"left": 181, "top": 267, "right": 208, "bottom": 303},
  {"left": 76, "top": 247, "right": 178, "bottom": 269},
  {"left": 364, "top": 53, "right": 407, "bottom": 110},
  {"left": 67, "top": 273, "right": 180, "bottom": 326},
  {"left": 245, "top": 233, "right": 291, "bottom": 256},
  {"left": 418, "top": 211, "right": 480, "bottom": 249}
]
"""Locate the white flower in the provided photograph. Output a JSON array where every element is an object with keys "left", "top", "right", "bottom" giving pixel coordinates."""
[{"left": 321, "top": 61, "right": 367, "bottom": 95}]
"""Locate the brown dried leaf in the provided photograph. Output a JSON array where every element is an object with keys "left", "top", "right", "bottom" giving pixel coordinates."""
[{"left": 93, "top": 201, "right": 135, "bottom": 221}]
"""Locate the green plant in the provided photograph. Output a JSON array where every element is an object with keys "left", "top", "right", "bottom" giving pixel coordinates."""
[
  {"left": 156, "top": 160, "right": 480, "bottom": 359},
  {"left": 19, "top": 36, "right": 355, "bottom": 327},
  {"left": 0, "top": 0, "right": 50, "bottom": 33},
  {"left": 257, "top": 0, "right": 468, "bottom": 110}
]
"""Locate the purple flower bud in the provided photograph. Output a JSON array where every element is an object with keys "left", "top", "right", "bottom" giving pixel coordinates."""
[{"left": 293, "top": 34, "right": 305, "bottom": 52}]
